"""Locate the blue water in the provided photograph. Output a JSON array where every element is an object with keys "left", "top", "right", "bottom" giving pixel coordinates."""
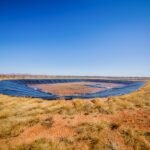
[{"left": 0, "top": 79, "right": 144, "bottom": 100}]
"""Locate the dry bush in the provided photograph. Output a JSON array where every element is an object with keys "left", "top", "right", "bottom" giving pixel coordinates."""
[
  {"left": 41, "top": 117, "right": 54, "bottom": 128},
  {"left": 0, "top": 117, "right": 39, "bottom": 138},
  {"left": 120, "top": 128, "right": 150, "bottom": 150},
  {"left": 0, "top": 80, "right": 150, "bottom": 150},
  {"left": 17, "top": 138, "right": 57, "bottom": 150}
]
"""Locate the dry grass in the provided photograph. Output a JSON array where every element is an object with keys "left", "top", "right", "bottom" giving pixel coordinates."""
[{"left": 0, "top": 80, "right": 150, "bottom": 149}]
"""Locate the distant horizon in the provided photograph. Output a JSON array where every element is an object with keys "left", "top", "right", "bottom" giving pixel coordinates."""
[
  {"left": 0, "top": 0, "right": 150, "bottom": 76},
  {"left": 0, "top": 73, "right": 150, "bottom": 78}
]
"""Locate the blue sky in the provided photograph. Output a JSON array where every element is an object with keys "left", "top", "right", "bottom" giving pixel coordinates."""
[{"left": 0, "top": 0, "right": 150, "bottom": 76}]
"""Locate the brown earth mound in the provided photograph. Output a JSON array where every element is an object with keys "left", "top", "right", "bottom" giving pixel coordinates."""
[{"left": 28, "top": 82, "right": 122, "bottom": 96}]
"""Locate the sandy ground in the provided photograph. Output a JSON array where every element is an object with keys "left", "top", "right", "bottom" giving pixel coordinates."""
[
  {"left": 5, "top": 108, "right": 150, "bottom": 148},
  {"left": 0, "top": 80, "right": 150, "bottom": 149},
  {"left": 28, "top": 82, "right": 123, "bottom": 96}
]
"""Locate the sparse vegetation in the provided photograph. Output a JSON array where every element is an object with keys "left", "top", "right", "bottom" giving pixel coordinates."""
[
  {"left": 41, "top": 117, "right": 54, "bottom": 128},
  {"left": 17, "top": 138, "right": 57, "bottom": 150},
  {"left": 0, "top": 77, "right": 150, "bottom": 149},
  {"left": 120, "top": 128, "right": 150, "bottom": 150}
]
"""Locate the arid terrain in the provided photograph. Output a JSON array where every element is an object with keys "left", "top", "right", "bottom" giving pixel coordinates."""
[
  {"left": 0, "top": 76, "right": 150, "bottom": 150},
  {"left": 28, "top": 82, "right": 122, "bottom": 96}
]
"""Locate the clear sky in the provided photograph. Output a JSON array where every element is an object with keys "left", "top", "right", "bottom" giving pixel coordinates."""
[{"left": 0, "top": 0, "right": 150, "bottom": 76}]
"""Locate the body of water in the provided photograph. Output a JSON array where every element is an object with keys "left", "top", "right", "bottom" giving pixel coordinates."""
[{"left": 0, "top": 79, "right": 144, "bottom": 100}]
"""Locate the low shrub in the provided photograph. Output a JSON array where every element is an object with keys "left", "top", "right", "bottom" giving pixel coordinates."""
[{"left": 41, "top": 117, "right": 54, "bottom": 128}]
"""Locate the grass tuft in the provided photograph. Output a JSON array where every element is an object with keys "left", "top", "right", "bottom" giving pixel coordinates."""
[{"left": 41, "top": 117, "right": 54, "bottom": 128}]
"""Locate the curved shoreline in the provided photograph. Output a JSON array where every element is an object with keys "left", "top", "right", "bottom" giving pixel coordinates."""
[{"left": 0, "top": 79, "right": 144, "bottom": 100}]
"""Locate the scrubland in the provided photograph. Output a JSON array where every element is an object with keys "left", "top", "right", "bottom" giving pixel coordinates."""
[{"left": 0, "top": 81, "right": 150, "bottom": 150}]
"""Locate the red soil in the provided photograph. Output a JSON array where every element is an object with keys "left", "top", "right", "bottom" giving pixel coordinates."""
[{"left": 11, "top": 108, "right": 150, "bottom": 145}]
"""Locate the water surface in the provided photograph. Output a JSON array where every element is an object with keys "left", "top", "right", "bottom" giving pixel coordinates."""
[{"left": 0, "top": 79, "right": 144, "bottom": 100}]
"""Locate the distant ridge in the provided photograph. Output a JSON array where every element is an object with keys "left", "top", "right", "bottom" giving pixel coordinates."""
[{"left": 0, "top": 74, "right": 150, "bottom": 81}]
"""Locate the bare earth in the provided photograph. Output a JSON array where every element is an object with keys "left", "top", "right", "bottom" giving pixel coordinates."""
[
  {"left": 28, "top": 82, "right": 122, "bottom": 96},
  {"left": 0, "top": 79, "right": 150, "bottom": 150}
]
